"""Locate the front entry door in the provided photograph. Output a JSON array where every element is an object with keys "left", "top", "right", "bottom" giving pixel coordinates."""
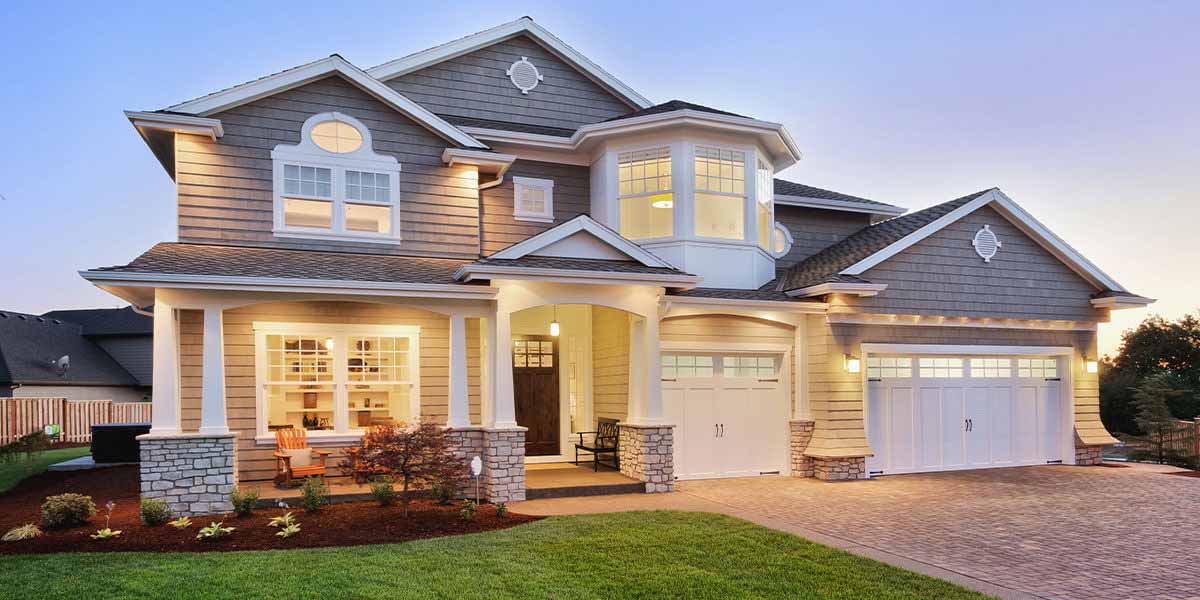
[{"left": 512, "top": 336, "right": 560, "bottom": 456}]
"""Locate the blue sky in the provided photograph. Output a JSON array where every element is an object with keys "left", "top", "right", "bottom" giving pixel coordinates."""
[{"left": 1, "top": 0, "right": 1196, "bottom": 356}]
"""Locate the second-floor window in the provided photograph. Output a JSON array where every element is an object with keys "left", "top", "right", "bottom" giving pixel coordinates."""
[
  {"left": 271, "top": 112, "right": 401, "bottom": 244},
  {"left": 618, "top": 147, "right": 673, "bottom": 240},
  {"left": 513, "top": 176, "right": 555, "bottom": 222},
  {"left": 694, "top": 146, "right": 745, "bottom": 240},
  {"left": 756, "top": 159, "right": 774, "bottom": 251}
]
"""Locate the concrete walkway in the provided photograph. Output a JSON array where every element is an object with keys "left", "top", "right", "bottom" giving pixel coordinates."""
[{"left": 511, "top": 463, "right": 1199, "bottom": 600}]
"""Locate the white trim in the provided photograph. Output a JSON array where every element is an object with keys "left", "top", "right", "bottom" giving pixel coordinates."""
[
  {"left": 441, "top": 148, "right": 516, "bottom": 174},
  {"left": 840, "top": 189, "right": 1128, "bottom": 292},
  {"left": 662, "top": 295, "right": 828, "bottom": 313},
  {"left": 861, "top": 343, "right": 1074, "bottom": 356},
  {"left": 366, "top": 17, "right": 652, "bottom": 109},
  {"left": 770, "top": 222, "right": 794, "bottom": 258},
  {"left": 828, "top": 312, "right": 1098, "bottom": 332},
  {"left": 487, "top": 214, "right": 677, "bottom": 268},
  {"left": 774, "top": 193, "right": 906, "bottom": 217},
  {"left": 786, "top": 282, "right": 889, "bottom": 298},
  {"left": 166, "top": 55, "right": 486, "bottom": 149},
  {"left": 125, "top": 111, "right": 224, "bottom": 140},
  {"left": 512, "top": 176, "right": 555, "bottom": 222},
  {"left": 506, "top": 56, "right": 543, "bottom": 94},
  {"left": 662, "top": 340, "right": 792, "bottom": 353},
  {"left": 80, "top": 270, "right": 499, "bottom": 299},
  {"left": 455, "top": 264, "right": 700, "bottom": 288},
  {"left": 1090, "top": 295, "right": 1155, "bottom": 309}
]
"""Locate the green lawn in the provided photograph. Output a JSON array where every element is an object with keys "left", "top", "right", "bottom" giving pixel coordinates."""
[
  {"left": 0, "top": 511, "right": 986, "bottom": 599},
  {"left": 0, "top": 446, "right": 90, "bottom": 493}
]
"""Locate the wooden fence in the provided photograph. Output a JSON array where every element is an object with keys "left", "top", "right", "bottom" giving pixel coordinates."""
[{"left": 0, "top": 397, "right": 152, "bottom": 444}]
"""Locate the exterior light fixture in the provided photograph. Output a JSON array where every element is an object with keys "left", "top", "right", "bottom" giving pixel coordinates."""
[
  {"left": 844, "top": 354, "right": 861, "bottom": 374},
  {"left": 1085, "top": 358, "right": 1099, "bottom": 374},
  {"left": 549, "top": 304, "right": 560, "bottom": 337}
]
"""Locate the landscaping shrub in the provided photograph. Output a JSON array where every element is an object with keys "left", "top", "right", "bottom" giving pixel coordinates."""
[
  {"left": 229, "top": 486, "right": 260, "bottom": 517},
  {"left": 345, "top": 422, "right": 466, "bottom": 517},
  {"left": 140, "top": 497, "right": 172, "bottom": 526},
  {"left": 301, "top": 476, "right": 328, "bottom": 512},
  {"left": 370, "top": 479, "right": 396, "bottom": 506},
  {"left": 430, "top": 480, "right": 453, "bottom": 505},
  {"left": 0, "top": 431, "right": 53, "bottom": 463},
  {"left": 168, "top": 516, "right": 192, "bottom": 529},
  {"left": 460, "top": 499, "right": 477, "bottom": 521},
  {"left": 495, "top": 502, "right": 507, "bottom": 517},
  {"left": 41, "top": 493, "right": 97, "bottom": 529},
  {"left": 196, "top": 522, "right": 235, "bottom": 541},
  {"left": 2, "top": 524, "right": 42, "bottom": 542}
]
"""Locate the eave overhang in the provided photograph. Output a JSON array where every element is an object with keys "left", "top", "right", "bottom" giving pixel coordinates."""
[
  {"left": 785, "top": 282, "right": 889, "bottom": 298},
  {"left": 453, "top": 264, "right": 701, "bottom": 289}
]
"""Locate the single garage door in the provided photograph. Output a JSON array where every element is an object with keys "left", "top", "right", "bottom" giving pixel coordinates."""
[
  {"left": 865, "top": 355, "right": 1066, "bottom": 476},
  {"left": 662, "top": 352, "right": 789, "bottom": 480}
]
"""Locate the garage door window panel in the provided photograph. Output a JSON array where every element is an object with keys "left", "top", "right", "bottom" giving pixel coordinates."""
[
  {"left": 919, "top": 358, "right": 964, "bottom": 378},
  {"left": 867, "top": 357, "right": 912, "bottom": 379}
]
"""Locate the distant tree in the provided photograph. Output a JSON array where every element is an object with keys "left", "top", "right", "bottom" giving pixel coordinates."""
[
  {"left": 1131, "top": 374, "right": 1190, "bottom": 464},
  {"left": 343, "top": 422, "right": 465, "bottom": 517},
  {"left": 1101, "top": 312, "right": 1200, "bottom": 435}
]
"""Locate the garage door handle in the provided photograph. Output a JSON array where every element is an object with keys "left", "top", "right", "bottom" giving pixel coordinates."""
[
  {"left": 719, "top": 424, "right": 725, "bottom": 438},
  {"left": 714, "top": 424, "right": 719, "bottom": 438}
]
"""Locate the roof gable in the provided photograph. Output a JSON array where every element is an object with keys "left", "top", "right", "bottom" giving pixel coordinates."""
[
  {"left": 163, "top": 56, "right": 485, "bottom": 149},
  {"left": 367, "top": 17, "right": 651, "bottom": 110},
  {"left": 487, "top": 215, "right": 676, "bottom": 268}
]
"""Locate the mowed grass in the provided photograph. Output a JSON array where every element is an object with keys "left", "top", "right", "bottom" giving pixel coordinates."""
[
  {"left": 0, "top": 511, "right": 987, "bottom": 599},
  {"left": 0, "top": 446, "right": 90, "bottom": 493}
]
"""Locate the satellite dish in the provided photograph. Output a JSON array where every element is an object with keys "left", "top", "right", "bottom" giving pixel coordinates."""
[{"left": 50, "top": 355, "right": 69, "bottom": 376}]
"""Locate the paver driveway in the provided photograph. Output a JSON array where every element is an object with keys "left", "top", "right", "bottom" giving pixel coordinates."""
[{"left": 516, "top": 465, "right": 1200, "bottom": 600}]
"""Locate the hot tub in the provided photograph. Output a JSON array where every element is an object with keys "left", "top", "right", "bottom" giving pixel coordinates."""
[{"left": 91, "top": 422, "right": 151, "bottom": 464}]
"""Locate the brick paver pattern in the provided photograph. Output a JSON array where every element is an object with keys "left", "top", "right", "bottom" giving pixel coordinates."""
[{"left": 677, "top": 466, "right": 1200, "bottom": 600}]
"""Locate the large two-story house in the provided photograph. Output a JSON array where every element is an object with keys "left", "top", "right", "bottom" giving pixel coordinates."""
[{"left": 83, "top": 17, "right": 1151, "bottom": 515}]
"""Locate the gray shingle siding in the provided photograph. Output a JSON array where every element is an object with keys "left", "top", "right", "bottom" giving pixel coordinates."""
[
  {"left": 480, "top": 159, "right": 591, "bottom": 255},
  {"left": 384, "top": 34, "right": 633, "bottom": 131},
  {"left": 774, "top": 205, "right": 872, "bottom": 268},
  {"left": 178, "top": 75, "right": 480, "bottom": 258},
  {"left": 841, "top": 205, "right": 1104, "bottom": 321}
]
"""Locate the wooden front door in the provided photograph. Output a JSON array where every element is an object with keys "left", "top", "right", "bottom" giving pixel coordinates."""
[{"left": 512, "top": 335, "right": 560, "bottom": 456}]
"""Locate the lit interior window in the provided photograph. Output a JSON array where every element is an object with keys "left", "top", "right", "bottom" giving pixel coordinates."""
[
  {"left": 695, "top": 193, "right": 744, "bottom": 239},
  {"left": 311, "top": 119, "right": 364, "bottom": 154},
  {"left": 694, "top": 147, "right": 745, "bottom": 240},
  {"left": 756, "top": 161, "right": 773, "bottom": 251},
  {"left": 345, "top": 204, "right": 391, "bottom": 234},
  {"left": 284, "top": 197, "right": 333, "bottom": 229},
  {"left": 618, "top": 148, "right": 673, "bottom": 239}
]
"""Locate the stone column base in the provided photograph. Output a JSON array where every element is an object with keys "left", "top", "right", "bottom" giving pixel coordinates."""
[
  {"left": 789, "top": 420, "right": 815, "bottom": 478},
  {"left": 482, "top": 427, "right": 526, "bottom": 503},
  {"left": 619, "top": 423, "right": 674, "bottom": 493},
  {"left": 444, "top": 426, "right": 484, "bottom": 499},
  {"left": 138, "top": 433, "right": 238, "bottom": 516},
  {"left": 811, "top": 456, "right": 867, "bottom": 481},
  {"left": 1075, "top": 442, "right": 1105, "bottom": 466}
]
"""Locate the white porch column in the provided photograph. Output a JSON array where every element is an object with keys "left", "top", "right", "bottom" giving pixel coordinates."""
[
  {"left": 491, "top": 309, "right": 518, "bottom": 428},
  {"left": 150, "top": 294, "right": 181, "bottom": 435},
  {"left": 626, "top": 314, "right": 664, "bottom": 424},
  {"left": 793, "top": 318, "right": 811, "bottom": 420},
  {"left": 447, "top": 313, "right": 470, "bottom": 428},
  {"left": 479, "top": 316, "right": 494, "bottom": 427},
  {"left": 198, "top": 306, "right": 229, "bottom": 434}
]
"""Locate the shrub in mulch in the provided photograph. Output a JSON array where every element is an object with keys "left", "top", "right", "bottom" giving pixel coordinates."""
[{"left": 0, "top": 466, "right": 539, "bottom": 555}]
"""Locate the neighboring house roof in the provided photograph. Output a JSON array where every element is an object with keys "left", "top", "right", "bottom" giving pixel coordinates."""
[
  {"left": 773, "top": 180, "right": 906, "bottom": 216},
  {"left": 42, "top": 307, "right": 151, "bottom": 337},
  {"left": 777, "top": 189, "right": 998, "bottom": 292},
  {"left": 366, "top": 16, "right": 653, "bottom": 109},
  {"left": 603, "top": 100, "right": 748, "bottom": 122},
  {"left": 0, "top": 311, "right": 139, "bottom": 387}
]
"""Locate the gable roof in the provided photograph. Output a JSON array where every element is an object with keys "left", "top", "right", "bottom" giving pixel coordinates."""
[
  {"left": 162, "top": 55, "right": 486, "bottom": 149},
  {"left": 486, "top": 214, "right": 678, "bottom": 268},
  {"left": 774, "top": 180, "right": 906, "bottom": 216},
  {"left": 367, "top": 17, "right": 652, "bottom": 110},
  {"left": 42, "top": 307, "right": 151, "bottom": 337},
  {"left": 0, "top": 311, "right": 139, "bottom": 387},
  {"left": 778, "top": 188, "right": 1141, "bottom": 300}
]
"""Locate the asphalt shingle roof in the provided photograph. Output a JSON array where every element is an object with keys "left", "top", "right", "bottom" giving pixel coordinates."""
[
  {"left": 437, "top": 115, "right": 576, "bottom": 138},
  {"left": 604, "top": 100, "right": 748, "bottom": 122},
  {"left": 93, "top": 243, "right": 471, "bottom": 285},
  {"left": 773, "top": 180, "right": 904, "bottom": 211},
  {"left": 0, "top": 312, "right": 139, "bottom": 386},
  {"left": 777, "top": 189, "right": 996, "bottom": 292},
  {"left": 472, "top": 255, "right": 688, "bottom": 275},
  {"left": 42, "top": 307, "right": 151, "bottom": 336}
]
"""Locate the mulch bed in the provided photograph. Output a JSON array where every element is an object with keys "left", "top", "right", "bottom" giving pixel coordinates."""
[{"left": 0, "top": 466, "right": 540, "bottom": 554}]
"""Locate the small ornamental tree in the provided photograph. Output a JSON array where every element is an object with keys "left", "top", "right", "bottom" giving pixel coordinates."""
[{"left": 343, "top": 422, "right": 465, "bottom": 517}]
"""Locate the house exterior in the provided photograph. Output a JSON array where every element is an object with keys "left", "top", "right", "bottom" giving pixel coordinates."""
[{"left": 82, "top": 17, "right": 1152, "bottom": 515}]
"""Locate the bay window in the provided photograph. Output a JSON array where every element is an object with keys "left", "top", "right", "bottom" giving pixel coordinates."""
[
  {"left": 272, "top": 112, "right": 401, "bottom": 243},
  {"left": 693, "top": 146, "right": 745, "bottom": 240},
  {"left": 618, "top": 147, "right": 673, "bottom": 239},
  {"left": 756, "top": 159, "right": 774, "bottom": 251},
  {"left": 255, "top": 323, "right": 420, "bottom": 440}
]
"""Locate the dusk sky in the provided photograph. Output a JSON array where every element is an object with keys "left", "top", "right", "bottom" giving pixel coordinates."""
[{"left": 1, "top": 1, "right": 1196, "bottom": 357}]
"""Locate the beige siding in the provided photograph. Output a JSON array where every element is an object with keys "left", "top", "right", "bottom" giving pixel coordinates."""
[
  {"left": 480, "top": 160, "right": 591, "bottom": 255},
  {"left": 590, "top": 306, "right": 629, "bottom": 422},
  {"left": 386, "top": 34, "right": 633, "bottom": 131},
  {"left": 803, "top": 315, "right": 1112, "bottom": 458},
  {"left": 176, "top": 76, "right": 480, "bottom": 258},
  {"left": 180, "top": 302, "right": 480, "bottom": 482},
  {"left": 842, "top": 205, "right": 1104, "bottom": 321}
]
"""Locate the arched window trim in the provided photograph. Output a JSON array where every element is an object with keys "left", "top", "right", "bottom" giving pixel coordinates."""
[{"left": 771, "top": 222, "right": 794, "bottom": 258}]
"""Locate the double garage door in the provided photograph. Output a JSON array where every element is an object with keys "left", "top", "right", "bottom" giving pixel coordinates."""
[
  {"left": 866, "top": 355, "right": 1068, "bottom": 476},
  {"left": 662, "top": 352, "right": 789, "bottom": 479}
]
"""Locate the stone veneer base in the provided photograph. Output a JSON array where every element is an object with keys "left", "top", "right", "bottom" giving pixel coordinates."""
[
  {"left": 445, "top": 426, "right": 527, "bottom": 503},
  {"left": 811, "top": 456, "right": 867, "bottom": 481},
  {"left": 1074, "top": 442, "right": 1106, "bottom": 466},
  {"left": 789, "top": 420, "right": 815, "bottom": 478},
  {"left": 618, "top": 423, "right": 674, "bottom": 493},
  {"left": 138, "top": 433, "right": 238, "bottom": 516}
]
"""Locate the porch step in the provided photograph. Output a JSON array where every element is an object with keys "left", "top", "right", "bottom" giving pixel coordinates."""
[{"left": 525, "top": 481, "right": 645, "bottom": 500}]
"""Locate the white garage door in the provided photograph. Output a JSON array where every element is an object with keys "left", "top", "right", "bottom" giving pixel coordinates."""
[
  {"left": 662, "top": 353, "right": 789, "bottom": 480},
  {"left": 865, "top": 356, "right": 1066, "bottom": 476}
]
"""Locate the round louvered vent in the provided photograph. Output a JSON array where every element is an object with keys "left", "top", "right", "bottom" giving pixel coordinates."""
[
  {"left": 506, "top": 57, "right": 543, "bottom": 94},
  {"left": 972, "top": 225, "right": 1002, "bottom": 262}
]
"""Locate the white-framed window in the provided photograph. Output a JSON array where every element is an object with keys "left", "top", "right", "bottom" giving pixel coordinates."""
[
  {"left": 618, "top": 147, "right": 673, "bottom": 239},
  {"left": 253, "top": 322, "right": 420, "bottom": 442},
  {"left": 919, "top": 357, "right": 964, "bottom": 378},
  {"left": 772, "top": 222, "right": 794, "bottom": 257},
  {"left": 756, "top": 158, "right": 774, "bottom": 251},
  {"left": 694, "top": 146, "right": 746, "bottom": 240},
  {"left": 271, "top": 112, "right": 402, "bottom": 244},
  {"left": 512, "top": 176, "right": 555, "bottom": 222}
]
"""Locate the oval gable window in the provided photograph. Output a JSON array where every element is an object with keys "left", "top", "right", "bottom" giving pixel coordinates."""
[{"left": 311, "top": 119, "right": 363, "bottom": 154}]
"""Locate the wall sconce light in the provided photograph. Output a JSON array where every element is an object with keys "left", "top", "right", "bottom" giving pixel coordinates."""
[
  {"left": 844, "top": 354, "right": 861, "bottom": 374},
  {"left": 549, "top": 304, "right": 560, "bottom": 337},
  {"left": 1085, "top": 358, "right": 1099, "bottom": 374}
]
